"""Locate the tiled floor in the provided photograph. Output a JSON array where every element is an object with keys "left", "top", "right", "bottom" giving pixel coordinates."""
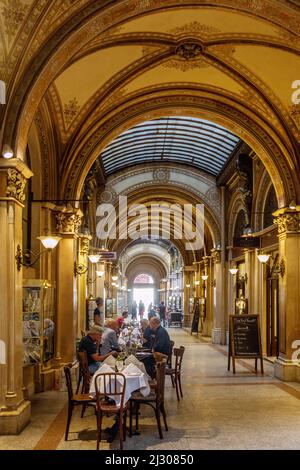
[{"left": 1, "top": 329, "right": 300, "bottom": 450}]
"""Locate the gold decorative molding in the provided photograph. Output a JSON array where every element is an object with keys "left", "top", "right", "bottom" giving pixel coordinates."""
[
  {"left": 274, "top": 210, "right": 300, "bottom": 234},
  {"left": 169, "top": 21, "right": 220, "bottom": 37},
  {"left": 290, "top": 104, "right": 300, "bottom": 130},
  {"left": 79, "top": 234, "right": 92, "bottom": 255},
  {"left": 63, "top": 97, "right": 81, "bottom": 128},
  {"left": 6, "top": 168, "right": 27, "bottom": 204},
  {"left": 211, "top": 248, "right": 221, "bottom": 263},
  {"left": 55, "top": 211, "right": 82, "bottom": 234}
]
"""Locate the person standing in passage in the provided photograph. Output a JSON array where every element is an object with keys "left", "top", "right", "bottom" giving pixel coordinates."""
[
  {"left": 94, "top": 297, "right": 104, "bottom": 326},
  {"left": 158, "top": 301, "right": 167, "bottom": 327},
  {"left": 131, "top": 300, "right": 137, "bottom": 320},
  {"left": 138, "top": 300, "right": 145, "bottom": 320}
]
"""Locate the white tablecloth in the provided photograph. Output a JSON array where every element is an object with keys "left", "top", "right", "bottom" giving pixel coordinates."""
[{"left": 89, "top": 363, "right": 150, "bottom": 407}]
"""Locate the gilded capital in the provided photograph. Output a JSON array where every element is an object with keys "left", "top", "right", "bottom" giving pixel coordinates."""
[
  {"left": 0, "top": 158, "right": 33, "bottom": 204},
  {"left": 6, "top": 168, "right": 27, "bottom": 204},
  {"left": 79, "top": 234, "right": 92, "bottom": 255},
  {"left": 273, "top": 208, "right": 300, "bottom": 234},
  {"left": 211, "top": 248, "right": 221, "bottom": 263},
  {"left": 55, "top": 210, "right": 82, "bottom": 234}
]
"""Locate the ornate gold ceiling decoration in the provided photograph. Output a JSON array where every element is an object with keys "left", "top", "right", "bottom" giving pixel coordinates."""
[
  {"left": 99, "top": 88, "right": 128, "bottom": 112},
  {"left": 169, "top": 21, "right": 220, "bottom": 37},
  {"left": 175, "top": 42, "right": 203, "bottom": 60},
  {"left": 1, "top": 0, "right": 30, "bottom": 42},
  {"left": 290, "top": 104, "right": 300, "bottom": 130},
  {"left": 63, "top": 97, "right": 80, "bottom": 128}
]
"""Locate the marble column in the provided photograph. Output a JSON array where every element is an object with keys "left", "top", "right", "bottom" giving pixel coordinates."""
[
  {"left": 54, "top": 208, "right": 82, "bottom": 364},
  {"left": 273, "top": 207, "right": 300, "bottom": 382},
  {"left": 0, "top": 158, "right": 33, "bottom": 434},
  {"left": 77, "top": 234, "right": 91, "bottom": 335},
  {"left": 211, "top": 248, "right": 224, "bottom": 344}
]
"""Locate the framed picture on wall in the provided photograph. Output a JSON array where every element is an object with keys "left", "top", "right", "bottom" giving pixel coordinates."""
[{"left": 235, "top": 297, "right": 248, "bottom": 315}]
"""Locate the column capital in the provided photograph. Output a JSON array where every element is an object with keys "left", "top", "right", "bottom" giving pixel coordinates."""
[
  {"left": 273, "top": 207, "right": 300, "bottom": 235},
  {"left": 0, "top": 158, "right": 33, "bottom": 205},
  {"left": 211, "top": 248, "right": 221, "bottom": 263},
  {"left": 78, "top": 233, "right": 92, "bottom": 255},
  {"left": 55, "top": 207, "right": 83, "bottom": 235}
]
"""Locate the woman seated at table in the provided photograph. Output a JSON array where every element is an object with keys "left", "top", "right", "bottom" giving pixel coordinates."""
[{"left": 78, "top": 325, "right": 117, "bottom": 374}]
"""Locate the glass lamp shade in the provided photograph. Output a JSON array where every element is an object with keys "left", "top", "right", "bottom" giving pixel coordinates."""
[
  {"left": 2, "top": 144, "right": 14, "bottom": 159},
  {"left": 229, "top": 268, "right": 238, "bottom": 275},
  {"left": 195, "top": 280, "right": 200, "bottom": 285},
  {"left": 37, "top": 236, "right": 61, "bottom": 250},
  {"left": 96, "top": 270, "right": 104, "bottom": 278},
  {"left": 111, "top": 276, "right": 118, "bottom": 281},
  {"left": 111, "top": 282, "right": 116, "bottom": 287},
  {"left": 88, "top": 254, "right": 101, "bottom": 263},
  {"left": 186, "top": 284, "right": 191, "bottom": 288},
  {"left": 257, "top": 254, "right": 270, "bottom": 263},
  {"left": 202, "top": 275, "right": 209, "bottom": 281}
]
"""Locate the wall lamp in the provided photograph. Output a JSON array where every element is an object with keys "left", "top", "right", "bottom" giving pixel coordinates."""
[
  {"left": 229, "top": 268, "right": 248, "bottom": 284},
  {"left": 16, "top": 236, "right": 61, "bottom": 271},
  {"left": 201, "top": 274, "right": 216, "bottom": 287},
  {"left": 75, "top": 253, "right": 101, "bottom": 276},
  {"left": 257, "top": 253, "right": 285, "bottom": 277},
  {"left": 87, "top": 270, "right": 104, "bottom": 285}
]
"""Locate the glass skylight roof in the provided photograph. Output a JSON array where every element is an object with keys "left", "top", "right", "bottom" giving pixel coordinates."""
[{"left": 100, "top": 117, "right": 240, "bottom": 176}]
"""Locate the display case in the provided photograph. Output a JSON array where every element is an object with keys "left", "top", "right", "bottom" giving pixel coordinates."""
[{"left": 22, "top": 280, "right": 55, "bottom": 365}]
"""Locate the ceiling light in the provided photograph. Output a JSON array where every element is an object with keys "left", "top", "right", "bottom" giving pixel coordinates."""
[{"left": 2, "top": 144, "right": 14, "bottom": 159}]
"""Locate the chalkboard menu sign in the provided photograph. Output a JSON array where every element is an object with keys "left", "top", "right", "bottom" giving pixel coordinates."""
[{"left": 228, "top": 314, "right": 264, "bottom": 374}]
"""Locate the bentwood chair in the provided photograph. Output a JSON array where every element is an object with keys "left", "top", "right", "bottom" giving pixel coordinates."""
[
  {"left": 95, "top": 372, "right": 128, "bottom": 451},
  {"left": 166, "top": 346, "right": 185, "bottom": 401},
  {"left": 129, "top": 361, "right": 168, "bottom": 439},
  {"left": 167, "top": 341, "right": 175, "bottom": 369},
  {"left": 76, "top": 350, "right": 93, "bottom": 417},
  {"left": 64, "top": 364, "right": 96, "bottom": 441}
]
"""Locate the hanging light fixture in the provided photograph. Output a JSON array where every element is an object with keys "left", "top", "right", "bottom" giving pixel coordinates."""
[{"left": 257, "top": 254, "right": 271, "bottom": 263}]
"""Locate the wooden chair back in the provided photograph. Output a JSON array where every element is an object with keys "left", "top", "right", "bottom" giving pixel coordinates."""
[
  {"left": 173, "top": 346, "right": 185, "bottom": 373},
  {"left": 64, "top": 363, "right": 74, "bottom": 402},
  {"left": 155, "top": 361, "right": 166, "bottom": 404},
  {"left": 167, "top": 340, "right": 175, "bottom": 368},
  {"left": 94, "top": 373, "right": 126, "bottom": 411},
  {"left": 77, "top": 350, "right": 91, "bottom": 392}
]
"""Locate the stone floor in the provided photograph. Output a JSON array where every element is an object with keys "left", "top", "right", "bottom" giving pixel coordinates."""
[{"left": 1, "top": 328, "right": 300, "bottom": 450}]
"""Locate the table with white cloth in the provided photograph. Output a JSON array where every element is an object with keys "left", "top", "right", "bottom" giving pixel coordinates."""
[{"left": 89, "top": 363, "right": 150, "bottom": 407}]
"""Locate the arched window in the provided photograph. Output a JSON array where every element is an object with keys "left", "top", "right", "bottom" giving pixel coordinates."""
[
  {"left": 263, "top": 185, "right": 277, "bottom": 229},
  {"left": 134, "top": 274, "right": 154, "bottom": 284},
  {"left": 234, "top": 210, "right": 247, "bottom": 239}
]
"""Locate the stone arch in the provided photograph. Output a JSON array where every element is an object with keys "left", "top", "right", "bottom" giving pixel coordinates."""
[
  {"left": 61, "top": 92, "right": 297, "bottom": 208},
  {"left": 228, "top": 194, "right": 248, "bottom": 245}
]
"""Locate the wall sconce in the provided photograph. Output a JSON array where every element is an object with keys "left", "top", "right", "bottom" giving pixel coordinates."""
[
  {"left": 201, "top": 275, "right": 209, "bottom": 281},
  {"left": 75, "top": 252, "right": 101, "bottom": 276},
  {"left": 111, "top": 276, "right": 118, "bottom": 281},
  {"left": 87, "top": 270, "right": 104, "bottom": 285},
  {"left": 229, "top": 268, "right": 238, "bottom": 275},
  {"left": 16, "top": 236, "right": 61, "bottom": 271},
  {"left": 195, "top": 280, "right": 200, "bottom": 286},
  {"left": 185, "top": 284, "right": 191, "bottom": 288},
  {"left": 257, "top": 253, "right": 285, "bottom": 278},
  {"left": 88, "top": 254, "right": 101, "bottom": 263},
  {"left": 2, "top": 144, "right": 14, "bottom": 159}
]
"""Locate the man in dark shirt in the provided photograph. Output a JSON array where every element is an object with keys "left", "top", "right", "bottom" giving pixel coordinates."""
[
  {"left": 94, "top": 297, "right": 104, "bottom": 326},
  {"left": 78, "top": 325, "right": 117, "bottom": 374},
  {"left": 149, "top": 317, "right": 171, "bottom": 356}
]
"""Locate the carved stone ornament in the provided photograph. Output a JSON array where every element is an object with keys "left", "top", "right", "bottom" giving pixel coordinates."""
[
  {"left": 175, "top": 42, "right": 203, "bottom": 60},
  {"left": 79, "top": 236, "right": 90, "bottom": 255},
  {"left": 274, "top": 212, "right": 300, "bottom": 234},
  {"left": 6, "top": 168, "right": 26, "bottom": 204},
  {"left": 56, "top": 212, "right": 82, "bottom": 234}
]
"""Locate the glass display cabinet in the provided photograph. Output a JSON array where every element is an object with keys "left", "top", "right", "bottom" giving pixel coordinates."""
[{"left": 22, "top": 280, "right": 55, "bottom": 365}]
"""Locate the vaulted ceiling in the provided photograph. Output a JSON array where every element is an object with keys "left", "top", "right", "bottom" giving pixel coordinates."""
[
  {"left": 1, "top": 0, "right": 300, "bottom": 199},
  {"left": 100, "top": 116, "right": 240, "bottom": 176}
]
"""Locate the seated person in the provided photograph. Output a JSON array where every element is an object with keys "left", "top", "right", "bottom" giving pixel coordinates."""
[
  {"left": 117, "top": 311, "right": 129, "bottom": 329},
  {"left": 100, "top": 319, "right": 122, "bottom": 355},
  {"left": 149, "top": 317, "right": 171, "bottom": 356},
  {"left": 78, "top": 325, "right": 117, "bottom": 374},
  {"left": 141, "top": 319, "right": 155, "bottom": 349}
]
